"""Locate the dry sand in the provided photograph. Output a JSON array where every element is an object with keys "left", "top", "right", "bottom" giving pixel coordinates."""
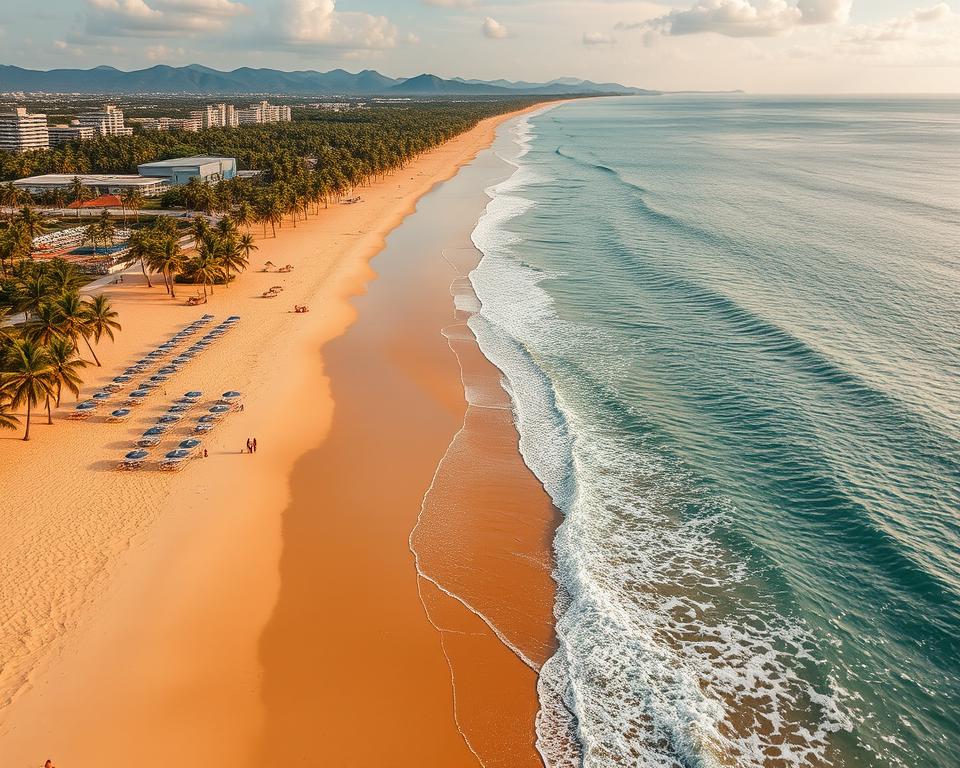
[{"left": 0, "top": 102, "right": 559, "bottom": 768}]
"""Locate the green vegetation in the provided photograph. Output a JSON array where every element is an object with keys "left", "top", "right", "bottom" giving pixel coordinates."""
[
  {"left": 0, "top": 100, "right": 544, "bottom": 213},
  {"left": 0, "top": 253, "right": 119, "bottom": 439}
]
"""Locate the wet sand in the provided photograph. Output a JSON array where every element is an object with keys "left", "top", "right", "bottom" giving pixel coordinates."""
[
  {"left": 0, "top": 104, "right": 559, "bottom": 767},
  {"left": 255, "top": 118, "right": 561, "bottom": 767}
]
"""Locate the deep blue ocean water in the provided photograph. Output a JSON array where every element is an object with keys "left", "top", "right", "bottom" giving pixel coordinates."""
[{"left": 469, "top": 96, "right": 960, "bottom": 767}]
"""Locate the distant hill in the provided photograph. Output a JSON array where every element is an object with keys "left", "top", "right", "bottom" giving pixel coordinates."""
[{"left": 0, "top": 63, "right": 657, "bottom": 97}]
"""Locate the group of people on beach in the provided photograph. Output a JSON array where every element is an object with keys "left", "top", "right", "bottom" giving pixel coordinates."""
[{"left": 245, "top": 438, "right": 258, "bottom": 454}]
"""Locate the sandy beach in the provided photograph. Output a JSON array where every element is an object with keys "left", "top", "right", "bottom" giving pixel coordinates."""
[{"left": 0, "top": 102, "right": 559, "bottom": 767}]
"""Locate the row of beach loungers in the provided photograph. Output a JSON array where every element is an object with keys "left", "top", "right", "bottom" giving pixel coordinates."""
[
  {"left": 60, "top": 312, "right": 244, "bottom": 471},
  {"left": 69, "top": 314, "right": 239, "bottom": 421},
  {"left": 118, "top": 389, "right": 243, "bottom": 471}
]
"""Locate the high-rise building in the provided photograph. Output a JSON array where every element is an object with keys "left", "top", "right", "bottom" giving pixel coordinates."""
[
  {"left": 0, "top": 108, "right": 50, "bottom": 153},
  {"left": 48, "top": 121, "right": 96, "bottom": 145},
  {"left": 77, "top": 104, "right": 133, "bottom": 137},
  {"left": 189, "top": 103, "right": 239, "bottom": 129},
  {"left": 237, "top": 101, "right": 292, "bottom": 125},
  {"left": 137, "top": 117, "right": 202, "bottom": 133}
]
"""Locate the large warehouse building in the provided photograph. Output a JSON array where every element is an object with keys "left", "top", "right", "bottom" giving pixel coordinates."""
[{"left": 137, "top": 156, "right": 237, "bottom": 185}]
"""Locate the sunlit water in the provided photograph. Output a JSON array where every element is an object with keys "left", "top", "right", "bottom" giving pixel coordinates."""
[{"left": 470, "top": 96, "right": 960, "bottom": 767}]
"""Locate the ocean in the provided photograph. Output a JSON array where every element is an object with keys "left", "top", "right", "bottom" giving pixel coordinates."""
[{"left": 469, "top": 96, "right": 960, "bottom": 767}]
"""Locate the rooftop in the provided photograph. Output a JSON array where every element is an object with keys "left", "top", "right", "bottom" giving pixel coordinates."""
[
  {"left": 13, "top": 174, "right": 165, "bottom": 186},
  {"left": 137, "top": 155, "right": 234, "bottom": 168}
]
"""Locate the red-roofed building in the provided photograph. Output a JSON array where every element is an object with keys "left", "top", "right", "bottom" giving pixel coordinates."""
[{"left": 66, "top": 194, "right": 122, "bottom": 209}]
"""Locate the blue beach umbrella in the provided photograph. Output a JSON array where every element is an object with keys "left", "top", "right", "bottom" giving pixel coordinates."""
[
  {"left": 209, "top": 404, "right": 231, "bottom": 414},
  {"left": 184, "top": 390, "right": 203, "bottom": 400},
  {"left": 164, "top": 449, "right": 191, "bottom": 460},
  {"left": 75, "top": 400, "right": 98, "bottom": 411},
  {"left": 125, "top": 450, "right": 149, "bottom": 460},
  {"left": 157, "top": 414, "right": 182, "bottom": 425},
  {"left": 168, "top": 403, "right": 191, "bottom": 413},
  {"left": 128, "top": 389, "right": 150, "bottom": 399},
  {"left": 110, "top": 408, "right": 131, "bottom": 418},
  {"left": 92, "top": 391, "right": 112, "bottom": 400},
  {"left": 179, "top": 438, "right": 202, "bottom": 450}
]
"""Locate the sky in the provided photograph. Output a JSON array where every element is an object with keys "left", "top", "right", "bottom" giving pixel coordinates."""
[{"left": 0, "top": 0, "right": 958, "bottom": 92}]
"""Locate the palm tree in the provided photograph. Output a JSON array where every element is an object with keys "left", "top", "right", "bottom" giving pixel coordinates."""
[
  {"left": 188, "top": 246, "right": 224, "bottom": 299},
  {"left": 26, "top": 302, "right": 63, "bottom": 346},
  {"left": 237, "top": 232, "right": 258, "bottom": 263},
  {"left": 80, "top": 222, "right": 101, "bottom": 255},
  {"left": 46, "top": 336, "right": 87, "bottom": 407},
  {"left": 82, "top": 294, "right": 121, "bottom": 365},
  {"left": 0, "top": 307, "right": 18, "bottom": 349},
  {"left": 15, "top": 274, "right": 50, "bottom": 320},
  {"left": 53, "top": 292, "right": 98, "bottom": 366},
  {"left": 220, "top": 237, "right": 249, "bottom": 285},
  {"left": 1, "top": 182, "right": 21, "bottom": 222},
  {"left": 0, "top": 395, "right": 19, "bottom": 432},
  {"left": 150, "top": 237, "right": 185, "bottom": 298},
  {"left": 124, "top": 231, "right": 154, "bottom": 288},
  {"left": 233, "top": 200, "right": 253, "bottom": 232},
  {"left": 97, "top": 212, "right": 116, "bottom": 248},
  {"left": 69, "top": 177, "right": 90, "bottom": 219},
  {"left": 122, "top": 189, "right": 145, "bottom": 223},
  {"left": 1, "top": 339, "right": 54, "bottom": 440},
  {"left": 15, "top": 206, "right": 48, "bottom": 242},
  {"left": 190, "top": 215, "right": 210, "bottom": 244}
]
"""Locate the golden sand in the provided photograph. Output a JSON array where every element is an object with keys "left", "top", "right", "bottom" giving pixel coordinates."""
[{"left": 0, "top": 103, "right": 557, "bottom": 768}]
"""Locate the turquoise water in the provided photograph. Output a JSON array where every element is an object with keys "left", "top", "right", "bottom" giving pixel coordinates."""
[{"left": 469, "top": 96, "right": 960, "bottom": 767}]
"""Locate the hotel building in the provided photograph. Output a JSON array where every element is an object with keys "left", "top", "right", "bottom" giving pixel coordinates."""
[
  {"left": 48, "top": 122, "right": 97, "bottom": 145},
  {"left": 136, "top": 117, "right": 202, "bottom": 133},
  {"left": 237, "top": 101, "right": 292, "bottom": 125},
  {"left": 78, "top": 104, "right": 133, "bottom": 137},
  {"left": 189, "top": 103, "right": 238, "bottom": 129},
  {"left": 0, "top": 108, "right": 50, "bottom": 153}
]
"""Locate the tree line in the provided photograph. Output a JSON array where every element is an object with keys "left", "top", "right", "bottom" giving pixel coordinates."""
[{"left": 0, "top": 247, "right": 120, "bottom": 439}]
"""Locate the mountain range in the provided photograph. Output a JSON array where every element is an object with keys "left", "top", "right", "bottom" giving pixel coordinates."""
[{"left": 0, "top": 64, "right": 657, "bottom": 97}]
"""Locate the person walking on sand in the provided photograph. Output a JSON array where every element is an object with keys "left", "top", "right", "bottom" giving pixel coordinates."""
[
  {"left": 44, "top": 760, "right": 55, "bottom": 768},
  {"left": 246, "top": 438, "right": 252, "bottom": 454},
  {"left": 253, "top": 438, "right": 258, "bottom": 453}
]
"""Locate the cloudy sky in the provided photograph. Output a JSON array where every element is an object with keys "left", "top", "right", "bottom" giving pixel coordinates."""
[{"left": 1, "top": 0, "right": 958, "bottom": 92}]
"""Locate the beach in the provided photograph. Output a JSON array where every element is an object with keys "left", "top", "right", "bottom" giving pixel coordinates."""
[{"left": 0, "top": 103, "right": 558, "bottom": 767}]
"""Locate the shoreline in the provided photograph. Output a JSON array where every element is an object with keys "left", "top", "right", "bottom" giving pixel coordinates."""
[{"left": 0, "top": 102, "right": 557, "bottom": 767}]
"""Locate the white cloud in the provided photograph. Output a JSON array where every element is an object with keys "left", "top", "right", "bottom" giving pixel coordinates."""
[
  {"left": 145, "top": 43, "right": 186, "bottom": 59},
  {"left": 643, "top": 0, "right": 851, "bottom": 38},
  {"left": 275, "top": 0, "right": 397, "bottom": 49},
  {"left": 913, "top": 2, "right": 951, "bottom": 22},
  {"left": 482, "top": 16, "right": 508, "bottom": 39},
  {"left": 424, "top": 0, "right": 478, "bottom": 7},
  {"left": 84, "top": 0, "right": 247, "bottom": 37},
  {"left": 841, "top": 2, "right": 958, "bottom": 49},
  {"left": 796, "top": 0, "right": 851, "bottom": 25},
  {"left": 583, "top": 31, "right": 615, "bottom": 45}
]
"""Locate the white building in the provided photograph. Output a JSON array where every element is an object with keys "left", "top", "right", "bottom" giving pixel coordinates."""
[
  {"left": 48, "top": 122, "right": 96, "bottom": 145},
  {"left": 78, "top": 104, "right": 133, "bottom": 137},
  {"left": 189, "top": 103, "right": 238, "bottom": 129},
  {"left": 237, "top": 101, "right": 291, "bottom": 125},
  {"left": 136, "top": 117, "right": 202, "bottom": 133},
  {"left": 0, "top": 108, "right": 50, "bottom": 153},
  {"left": 12, "top": 173, "right": 169, "bottom": 198}
]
